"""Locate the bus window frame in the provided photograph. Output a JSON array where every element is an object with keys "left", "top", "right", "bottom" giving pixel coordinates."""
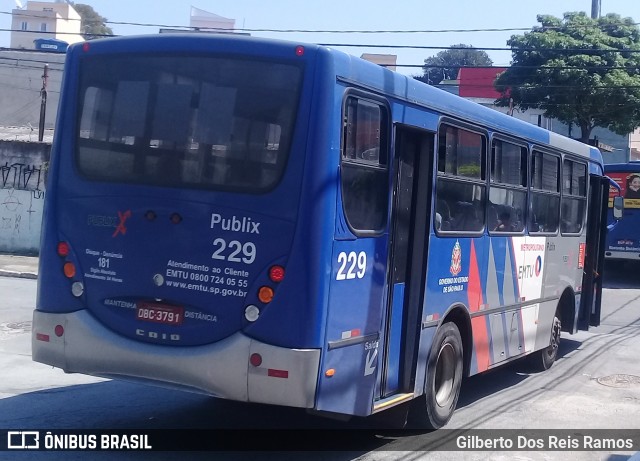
[
  {"left": 488, "top": 134, "right": 529, "bottom": 236},
  {"left": 339, "top": 89, "right": 391, "bottom": 237},
  {"left": 528, "top": 146, "right": 562, "bottom": 236},
  {"left": 73, "top": 52, "right": 304, "bottom": 195},
  {"left": 560, "top": 156, "right": 588, "bottom": 236},
  {"left": 434, "top": 119, "right": 488, "bottom": 237}
]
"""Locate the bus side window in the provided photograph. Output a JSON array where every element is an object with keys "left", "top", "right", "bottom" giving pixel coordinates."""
[
  {"left": 435, "top": 124, "right": 486, "bottom": 234},
  {"left": 340, "top": 96, "right": 389, "bottom": 233},
  {"left": 561, "top": 160, "right": 587, "bottom": 234},
  {"left": 529, "top": 151, "right": 560, "bottom": 234},
  {"left": 489, "top": 139, "right": 527, "bottom": 234}
]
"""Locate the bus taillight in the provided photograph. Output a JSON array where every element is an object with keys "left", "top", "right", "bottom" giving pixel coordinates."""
[
  {"left": 54, "top": 325, "right": 64, "bottom": 337},
  {"left": 258, "top": 286, "right": 274, "bottom": 303},
  {"left": 268, "top": 265, "right": 285, "bottom": 283},
  {"left": 63, "top": 262, "right": 76, "bottom": 278},
  {"left": 57, "top": 241, "right": 70, "bottom": 257}
]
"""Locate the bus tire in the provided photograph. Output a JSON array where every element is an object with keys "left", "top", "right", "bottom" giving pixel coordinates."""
[
  {"left": 410, "top": 322, "right": 463, "bottom": 429},
  {"left": 529, "top": 310, "right": 561, "bottom": 371}
]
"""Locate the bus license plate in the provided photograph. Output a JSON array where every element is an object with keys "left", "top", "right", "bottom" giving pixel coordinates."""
[{"left": 136, "top": 303, "right": 184, "bottom": 326}]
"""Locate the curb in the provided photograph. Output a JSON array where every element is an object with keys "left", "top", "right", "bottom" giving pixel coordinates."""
[{"left": 0, "top": 270, "right": 38, "bottom": 280}]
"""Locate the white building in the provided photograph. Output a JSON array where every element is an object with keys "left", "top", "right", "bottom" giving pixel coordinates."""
[
  {"left": 360, "top": 54, "right": 397, "bottom": 71},
  {"left": 190, "top": 7, "right": 235, "bottom": 31},
  {"left": 10, "top": 0, "right": 84, "bottom": 50}
]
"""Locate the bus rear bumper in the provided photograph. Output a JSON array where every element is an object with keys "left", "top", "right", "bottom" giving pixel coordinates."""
[{"left": 32, "top": 309, "right": 320, "bottom": 409}]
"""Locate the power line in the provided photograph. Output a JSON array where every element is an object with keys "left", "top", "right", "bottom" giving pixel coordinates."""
[
  {"left": 2, "top": 9, "right": 639, "bottom": 34},
  {"left": 5, "top": 27, "right": 640, "bottom": 55}
]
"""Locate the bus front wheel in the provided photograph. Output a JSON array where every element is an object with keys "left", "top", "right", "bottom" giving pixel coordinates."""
[{"left": 410, "top": 322, "right": 463, "bottom": 429}]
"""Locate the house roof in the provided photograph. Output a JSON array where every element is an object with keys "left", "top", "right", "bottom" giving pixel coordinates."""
[{"left": 458, "top": 67, "right": 506, "bottom": 99}]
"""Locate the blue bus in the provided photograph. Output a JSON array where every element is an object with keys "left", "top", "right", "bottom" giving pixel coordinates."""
[
  {"left": 605, "top": 162, "right": 640, "bottom": 262},
  {"left": 33, "top": 34, "right": 610, "bottom": 429}
]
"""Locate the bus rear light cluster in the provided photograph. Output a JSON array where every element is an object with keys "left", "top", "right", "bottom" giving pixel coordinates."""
[
  {"left": 256, "top": 265, "right": 285, "bottom": 303},
  {"left": 246, "top": 265, "right": 285, "bottom": 321},
  {"left": 57, "top": 241, "right": 83, "bottom": 297}
]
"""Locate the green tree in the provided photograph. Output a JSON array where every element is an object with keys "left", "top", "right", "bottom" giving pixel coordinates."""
[
  {"left": 72, "top": 3, "right": 113, "bottom": 40},
  {"left": 495, "top": 12, "right": 640, "bottom": 143},
  {"left": 415, "top": 44, "right": 493, "bottom": 85}
]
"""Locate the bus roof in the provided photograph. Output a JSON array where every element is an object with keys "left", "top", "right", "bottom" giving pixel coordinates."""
[{"left": 322, "top": 44, "right": 603, "bottom": 164}]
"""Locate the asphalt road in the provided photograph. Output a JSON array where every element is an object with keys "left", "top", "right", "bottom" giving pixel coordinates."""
[{"left": 0, "top": 261, "right": 639, "bottom": 460}]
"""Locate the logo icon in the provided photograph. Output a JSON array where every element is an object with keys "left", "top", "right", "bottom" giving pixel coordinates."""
[
  {"left": 7, "top": 431, "right": 39, "bottom": 449},
  {"left": 535, "top": 255, "right": 542, "bottom": 277},
  {"left": 112, "top": 210, "right": 132, "bottom": 238},
  {"left": 450, "top": 240, "right": 462, "bottom": 276}
]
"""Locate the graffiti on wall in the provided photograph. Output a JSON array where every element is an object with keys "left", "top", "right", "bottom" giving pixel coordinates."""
[
  {"left": 0, "top": 162, "right": 46, "bottom": 252},
  {"left": 1, "top": 162, "right": 44, "bottom": 191}
]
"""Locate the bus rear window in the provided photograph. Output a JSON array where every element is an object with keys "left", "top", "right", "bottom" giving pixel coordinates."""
[{"left": 76, "top": 55, "right": 302, "bottom": 192}]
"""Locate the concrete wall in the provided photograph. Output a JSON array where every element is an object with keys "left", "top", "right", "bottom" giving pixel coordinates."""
[{"left": 0, "top": 140, "right": 50, "bottom": 255}]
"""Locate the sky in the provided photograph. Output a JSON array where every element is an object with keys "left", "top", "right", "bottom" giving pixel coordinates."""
[{"left": 1, "top": 0, "right": 639, "bottom": 76}]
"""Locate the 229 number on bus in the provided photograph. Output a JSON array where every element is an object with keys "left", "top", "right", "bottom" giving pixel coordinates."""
[
  {"left": 336, "top": 251, "right": 367, "bottom": 280},
  {"left": 212, "top": 238, "right": 256, "bottom": 264}
]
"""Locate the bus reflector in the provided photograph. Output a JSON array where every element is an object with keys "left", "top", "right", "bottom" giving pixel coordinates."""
[
  {"left": 170, "top": 213, "right": 182, "bottom": 224},
  {"left": 82, "top": 42, "right": 90, "bottom": 52},
  {"left": 57, "top": 241, "right": 70, "bottom": 257},
  {"left": 268, "top": 369, "right": 289, "bottom": 378},
  {"left": 258, "top": 286, "right": 274, "bottom": 303},
  {"left": 269, "top": 265, "right": 285, "bottom": 283},
  {"left": 36, "top": 333, "right": 50, "bottom": 342},
  {"left": 325, "top": 369, "right": 335, "bottom": 377},
  {"left": 71, "top": 282, "right": 84, "bottom": 297},
  {"left": 244, "top": 304, "right": 260, "bottom": 322},
  {"left": 250, "top": 353, "right": 262, "bottom": 367},
  {"left": 55, "top": 325, "right": 64, "bottom": 337},
  {"left": 295, "top": 46, "right": 305, "bottom": 56},
  {"left": 63, "top": 262, "right": 76, "bottom": 278}
]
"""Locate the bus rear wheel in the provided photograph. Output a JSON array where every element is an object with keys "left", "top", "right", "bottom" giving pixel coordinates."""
[
  {"left": 529, "top": 311, "right": 561, "bottom": 371},
  {"left": 410, "top": 322, "right": 463, "bottom": 429}
]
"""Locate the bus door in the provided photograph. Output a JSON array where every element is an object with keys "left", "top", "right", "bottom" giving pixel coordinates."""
[
  {"left": 578, "top": 174, "right": 609, "bottom": 329},
  {"left": 378, "top": 127, "right": 434, "bottom": 399}
]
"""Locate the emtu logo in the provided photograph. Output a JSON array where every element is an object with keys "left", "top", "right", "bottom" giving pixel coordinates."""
[{"left": 535, "top": 255, "right": 542, "bottom": 277}]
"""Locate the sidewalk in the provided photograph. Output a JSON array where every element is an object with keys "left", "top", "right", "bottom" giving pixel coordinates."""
[{"left": 0, "top": 254, "right": 39, "bottom": 279}]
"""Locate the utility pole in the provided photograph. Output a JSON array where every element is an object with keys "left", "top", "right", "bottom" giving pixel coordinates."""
[
  {"left": 38, "top": 64, "right": 48, "bottom": 142},
  {"left": 591, "top": 0, "right": 601, "bottom": 19}
]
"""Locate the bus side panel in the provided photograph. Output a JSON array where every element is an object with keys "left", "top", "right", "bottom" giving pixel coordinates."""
[
  {"left": 423, "top": 237, "right": 491, "bottom": 376},
  {"left": 315, "top": 238, "right": 387, "bottom": 416}
]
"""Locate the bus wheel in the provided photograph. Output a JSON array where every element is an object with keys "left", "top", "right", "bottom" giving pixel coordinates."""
[
  {"left": 529, "top": 311, "right": 561, "bottom": 371},
  {"left": 410, "top": 322, "right": 463, "bottom": 429}
]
